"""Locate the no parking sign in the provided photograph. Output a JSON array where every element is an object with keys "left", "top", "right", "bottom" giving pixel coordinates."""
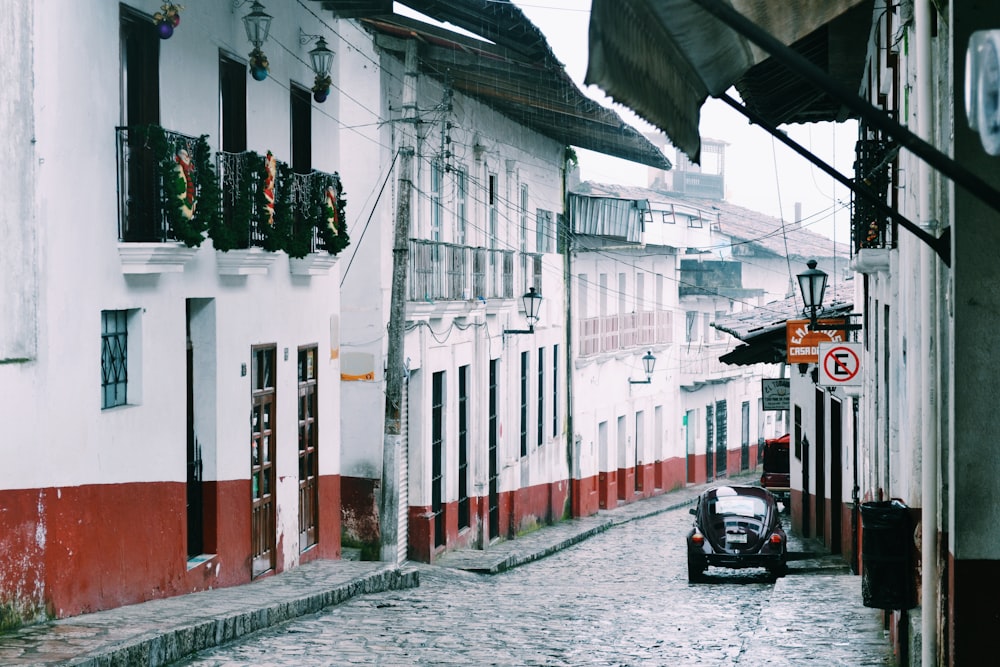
[{"left": 817, "top": 342, "right": 862, "bottom": 387}]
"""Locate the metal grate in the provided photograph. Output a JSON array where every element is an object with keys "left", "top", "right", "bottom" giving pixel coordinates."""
[{"left": 101, "top": 310, "right": 128, "bottom": 409}]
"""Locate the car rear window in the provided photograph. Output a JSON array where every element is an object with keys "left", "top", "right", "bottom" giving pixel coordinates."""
[{"left": 710, "top": 496, "right": 768, "bottom": 519}]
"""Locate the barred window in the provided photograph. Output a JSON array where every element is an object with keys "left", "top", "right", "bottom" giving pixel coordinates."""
[{"left": 101, "top": 310, "right": 129, "bottom": 408}]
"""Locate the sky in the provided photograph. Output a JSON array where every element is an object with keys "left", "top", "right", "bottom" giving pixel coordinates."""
[{"left": 509, "top": 0, "right": 857, "bottom": 248}]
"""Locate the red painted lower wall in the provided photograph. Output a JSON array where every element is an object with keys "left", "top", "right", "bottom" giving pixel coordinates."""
[
  {"left": 406, "top": 456, "right": 689, "bottom": 564},
  {"left": 1, "top": 474, "right": 343, "bottom": 622}
]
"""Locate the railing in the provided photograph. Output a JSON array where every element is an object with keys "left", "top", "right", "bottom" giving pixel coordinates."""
[
  {"left": 116, "top": 125, "right": 201, "bottom": 242},
  {"left": 291, "top": 171, "right": 341, "bottom": 254},
  {"left": 217, "top": 150, "right": 269, "bottom": 249},
  {"left": 578, "top": 310, "right": 671, "bottom": 357},
  {"left": 409, "top": 239, "right": 514, "bottom": 301},
  {"left": 852, "top": 131, "right": 895, "bottom": 252}
]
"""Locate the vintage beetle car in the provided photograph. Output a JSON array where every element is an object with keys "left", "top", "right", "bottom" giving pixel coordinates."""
[{"left": 686, "top": 485, "right": 787, "bottom": 581}]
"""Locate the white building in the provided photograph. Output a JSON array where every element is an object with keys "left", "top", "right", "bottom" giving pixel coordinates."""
[
  {"left": 0, "top": 0, "right": 356, "bottom": 622},
  {"left": 333, "top": 4, "right": 669, "bottom": 563}
]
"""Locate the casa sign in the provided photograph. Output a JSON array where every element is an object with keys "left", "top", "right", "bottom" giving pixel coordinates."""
[{"left": 785, "top": 319, "right": 845, "bottom": 364}]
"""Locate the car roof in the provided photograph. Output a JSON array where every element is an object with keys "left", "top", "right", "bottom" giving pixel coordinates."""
[{"left": 701, "top": 485, "right": 775, "bottom": 502}]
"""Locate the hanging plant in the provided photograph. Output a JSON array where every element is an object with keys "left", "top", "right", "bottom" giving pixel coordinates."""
[
  {"left": 249, "top": 48, "right": 270, "bottom": 82},
  {"left": 210, "top": 151, "right": 255, "bottom": 252},
  {"left": 153, "top": 3, "right": 183, "bottom": 40},
  {"left": 312, "top": 74, "right": 332, "bottom": 103}
]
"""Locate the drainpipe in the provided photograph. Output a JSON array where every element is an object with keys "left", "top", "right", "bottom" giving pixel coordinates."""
[
  {"left": 915, "top": 1, "right": 939, "bottom": 664},
  {"left": 563, "top": 154, "right": 575, "bottom": 517}
]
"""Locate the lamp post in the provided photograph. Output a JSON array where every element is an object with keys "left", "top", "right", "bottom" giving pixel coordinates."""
[
  {"left": 242, "top": 1, "right": 272, "bottom": 81},
  {"left": 503, "top": 287, "right": 542, "bottom": 335},
  {"left": 628, "top": 350, "right": 657, "bottom": 385},
  {"left": 797, "top": 259, "right": 828, "bottom": 329}
]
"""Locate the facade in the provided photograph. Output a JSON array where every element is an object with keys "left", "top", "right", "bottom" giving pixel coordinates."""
[
  {"left": 1, "top": 1, "right": 350, "bottom": 624},
  {"left": 572, "top": 172, "right": 843, "bottom": 499},
  {"left": 582, "top": 0, "right": 1000, "bottom": 663},
  {"left": 332, "top": 6, "right": 669, "bottom": 563}
]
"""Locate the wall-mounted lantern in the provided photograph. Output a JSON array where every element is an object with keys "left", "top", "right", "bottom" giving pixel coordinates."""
[
  {"left": 628, "top": 351, "right": 657, "bottom": 385},
  {"left": 503, "top": 287, "right": 542, "bottom": 335}
]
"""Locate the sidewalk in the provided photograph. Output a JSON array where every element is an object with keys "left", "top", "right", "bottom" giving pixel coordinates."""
[{"left": 0, "top": 475, "right": 893, "bottom": 666}]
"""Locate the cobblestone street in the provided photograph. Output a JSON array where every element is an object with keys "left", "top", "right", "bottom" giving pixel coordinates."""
[{"left": 172, "top": 505, "right": 895, "bottom": 666}]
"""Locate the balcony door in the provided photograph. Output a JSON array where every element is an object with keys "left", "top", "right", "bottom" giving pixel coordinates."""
[{"left": 120, "top": 7, "right": 160, "bottom": 241}]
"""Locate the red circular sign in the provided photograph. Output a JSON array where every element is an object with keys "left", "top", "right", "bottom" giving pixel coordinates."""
[{"left": 822, "top": 345, "right": 860, "bottom": 383}]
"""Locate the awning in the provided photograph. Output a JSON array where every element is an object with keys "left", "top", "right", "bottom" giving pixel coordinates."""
[
  {"left": 319, "top": 0, "right": 673, "bottom": 170},
  {"left": 585, "top": 0, "right": 869, "bottom": 163}
]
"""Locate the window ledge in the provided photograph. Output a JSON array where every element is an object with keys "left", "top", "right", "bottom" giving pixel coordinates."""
[
  {"left": 851, "top": 247, "right": 891, "bottom": 275},
  {"left": 289, "top": 253, "right": 339, "bottom": 276},
  {"left": 118, "top": 242, "right": 198, "bottom": 274},
  {"left": 216, "top": 247, "right": 277, "bottom": 275}
]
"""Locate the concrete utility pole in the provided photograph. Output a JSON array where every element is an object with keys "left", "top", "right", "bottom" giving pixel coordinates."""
[{"left": 380, "top": 39, "right": 418, "bottom": 564}]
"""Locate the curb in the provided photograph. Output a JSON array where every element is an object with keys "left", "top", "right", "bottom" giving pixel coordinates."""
[{"left": 59, "top": 567, "right": 419, "bottom": 667}]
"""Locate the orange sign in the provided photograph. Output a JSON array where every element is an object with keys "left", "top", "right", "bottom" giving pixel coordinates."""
[{"left": 786, "top": 319, "right": 845, "bottom": 363}]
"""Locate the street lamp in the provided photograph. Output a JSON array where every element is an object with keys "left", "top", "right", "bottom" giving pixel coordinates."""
[
  {"left": 503, "top": 287, "right": 542, "bottom": 335},
  {"left": 628, "top": 350, "right": 657, "bottom": 385},
  {"left": 242, "top": 1, "right": 273, "bottom": 81},
  {"left": 797, "top": 259, "right": 828, "bottom": 328}
]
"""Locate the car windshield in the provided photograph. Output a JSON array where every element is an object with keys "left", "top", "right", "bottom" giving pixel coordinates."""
[{"left": 709, "top": 495, "right": 768, "bottom": 519}]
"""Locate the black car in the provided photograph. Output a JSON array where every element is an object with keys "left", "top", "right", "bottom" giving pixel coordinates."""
[{"left": 686, "top": 485, "right": 787, "bottom": 581}]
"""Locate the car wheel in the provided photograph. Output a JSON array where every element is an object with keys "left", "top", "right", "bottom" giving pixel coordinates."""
[{"left": 769, "top": 563, "right": 787, "bottom": 578}]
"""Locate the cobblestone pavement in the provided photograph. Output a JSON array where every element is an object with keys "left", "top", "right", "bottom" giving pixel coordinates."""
[
  {"left": 0, "top": 476, "right": 897, "bottom": 666},
  {"left": 172, "top": 501, "right": 895, "bottom": 666}
]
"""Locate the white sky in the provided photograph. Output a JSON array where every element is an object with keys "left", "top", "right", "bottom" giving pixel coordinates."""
[{"left": 510, "top": 0, "right": 856, "bottom": 247}]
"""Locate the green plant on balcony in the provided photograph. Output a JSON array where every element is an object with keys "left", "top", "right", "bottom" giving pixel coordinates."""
[
  {"left": 210, "top": 150, "right": 290, "bottom": 252},
  {"left": 130, "top": 124, "right": 221, "bottom": 247},
  {"left": 314, "top": 172, "right": 350, "bottom": 256}
]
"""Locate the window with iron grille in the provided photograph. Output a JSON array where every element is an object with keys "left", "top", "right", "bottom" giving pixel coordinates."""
[
  {"left": 101, "top": 310, "right": 129, "bottom": 409},
  {"left": 520, "top": 184, "right": 529, "bottom": 253}
]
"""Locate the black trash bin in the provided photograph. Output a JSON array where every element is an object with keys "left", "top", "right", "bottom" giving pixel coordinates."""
[{"left": 860, "top": 500, "right": 916, "bottom": 610}]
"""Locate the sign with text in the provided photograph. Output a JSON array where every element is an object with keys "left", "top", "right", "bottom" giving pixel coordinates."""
[
  {"left": 786, "top": 319, "right": 846, "bottom": 364},
  {"left": 818, "top": 342, "right": 863, "bottom": 387},
  {"left": 761, "top": 378, "right": 790, "bottom": 411}
]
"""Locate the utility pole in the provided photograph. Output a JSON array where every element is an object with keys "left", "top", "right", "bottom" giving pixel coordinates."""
[{"left": 380, "top": 39, "right": 418, "bottom": 564}]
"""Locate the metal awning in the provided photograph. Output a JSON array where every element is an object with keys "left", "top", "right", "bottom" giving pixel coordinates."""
[
  {"left": 585, "top": 0, "right": 869, "bottom": 164},
  {"left": 314, "top": 0, "right": 672, "bottom": 171}
]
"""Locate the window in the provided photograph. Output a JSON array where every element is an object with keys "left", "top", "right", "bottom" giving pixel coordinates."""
[
  {"left": 520, "top": 351, "right": 529, "bottom": 456},
  {"left": 290, "top": 85, "right": 311, "bottom": 174},
  {"left": 431, "top": 161, "right": 443, "bottom": 242},
  {"left": 536, "top": 209, "right": 553, "bottom": 253},
  {"left": 685, "top": 311, "right": 697, "bottom": 343},
  {"left": 703, "top": 313, "right": 710, "bottom": 342},
  {"left": 101, "top": 310, "right": 129, "bottom": 409},
  {"left": 715, "top": 311, "right": 726, "bottom": 340},
  {"left": 520, "top": 184, "right": 529, "bottom": 253},
  {"left": 537, "top": 347, "right": 545, "bottom": 447},
  {"left": 219, "top": 53, "right": 247, "bottom": 153},
  {"left": 552, "top": 344, "right": 559, "bottom": 438},
  {"left": 456, "top": 168, "right": 468, "bottom": 245},
  {"left": 488, "top": 172, "right": 498, "bottom": 248}
]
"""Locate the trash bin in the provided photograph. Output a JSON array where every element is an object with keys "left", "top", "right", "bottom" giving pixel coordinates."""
[{"left": 860, "top": 500, "right": 916, "bottom": 610}]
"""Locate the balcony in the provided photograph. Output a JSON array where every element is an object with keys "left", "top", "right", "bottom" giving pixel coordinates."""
[
  {"left": 408, "top": 240, "right": 515, "bottom": 302},
  {"left": 116, "top": 126, "right": 349, "bottom": 276},
  {"left": 578, "top": 310, "right": 672, "bottom": 357},
  {"left": 116, "top": 125, "right": 212, "bottom": 273},
  {"left": 851, "top": 135, "right": 895, "bottom": 255}
]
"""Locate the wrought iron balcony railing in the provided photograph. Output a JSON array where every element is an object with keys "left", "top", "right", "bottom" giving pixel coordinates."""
[
  {"left": 408, "top": 239, "right": 515, "bottom": 302},
  {"left": 578, "top": 310, "right": 672, "bottom": 357},
  {"left": 852, "top": 133, "right": 896, "bottom": 252},
  {"left": 117, "top": 126, "right": 203, "bottom": 243}
]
